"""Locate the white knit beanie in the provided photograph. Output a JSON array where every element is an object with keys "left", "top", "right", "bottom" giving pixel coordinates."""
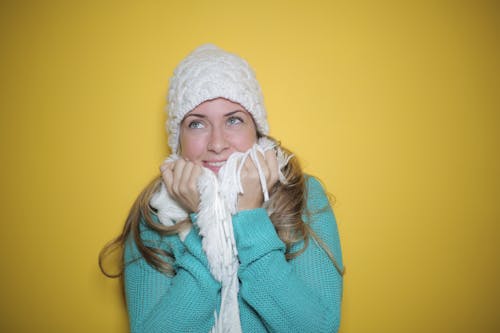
[{"left": 167, "top": 44, "right": 269, "bottom": 153}]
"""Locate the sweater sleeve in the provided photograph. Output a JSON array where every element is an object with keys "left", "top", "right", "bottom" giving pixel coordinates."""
[
  {"left": 124, "top": 217, "right": 220, "bottom": 333},
  {"left": 233, "top": 176, "right": 344, "bottom": 333}
]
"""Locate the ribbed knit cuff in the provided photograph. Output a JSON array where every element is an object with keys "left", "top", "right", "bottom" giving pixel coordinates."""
[
  {"left": 182, "top": 227, "right": 211, "bottom": 267},
  {"left": 232, "top": 208, "right": 285, "bottom": 268},
  {"left": 173, "top": 249, "right": 219, "bottom": 286}
]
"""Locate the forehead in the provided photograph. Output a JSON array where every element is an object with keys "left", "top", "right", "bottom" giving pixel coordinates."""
[{"left": 188, "top": 98, "right": 247, "bottom": 115}]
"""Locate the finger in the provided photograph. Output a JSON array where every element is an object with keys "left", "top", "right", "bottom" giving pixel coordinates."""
[
  {"left": 161, "top": 167, "right": 174, "bottom": 196},
  {"left": 243, "top": 154, "right": 260, "bottom": 179},
  {"left": 255, "top": 152, "right": 272, "bottom": 196},
  {"left": 264, "top": 149, "right": 279, "bottom": 187},
  {"left": 243, "top": 152, "right": 268, "bottom": 195},
  {"left": 186, "top": 164, "right": 202, "bottom": 211},
  {"left": 188, "top": 164, "right": 202, "bottom": 192},
  {"left": 172, "top": 159, "right": 186, "bottom": 195},
  {"left": 160, "top": 161, "right": 174, "bottom": 173},
  {"left": 256, "top": 150, "right": 271, "bottom": 179},
  {"left": 237, "top": 155, "right": 265, "bottom": 210},
  {"left": 179, "top": 161, "right": 194, "bottom": 196}
]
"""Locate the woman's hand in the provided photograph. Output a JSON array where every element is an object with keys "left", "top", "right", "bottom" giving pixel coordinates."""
[
  {"left": 237, "top": 149, "right": 279, "bottom": 211},
  {"left": 160, "top": 159, "right": 203, "bottom": 213}
]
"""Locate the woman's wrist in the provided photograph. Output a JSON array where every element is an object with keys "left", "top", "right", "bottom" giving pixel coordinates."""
[{"left": 232, "top": 208, "right": 285, "bottom": 267}]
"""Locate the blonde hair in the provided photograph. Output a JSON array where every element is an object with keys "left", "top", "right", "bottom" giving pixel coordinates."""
[{"left": 99, "top": 139, "right": 344, "bottom": 278}]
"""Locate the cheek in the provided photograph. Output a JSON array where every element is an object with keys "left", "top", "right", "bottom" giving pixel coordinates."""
[
  {"left": 180, "top": 135, "right": 206, "bottom": 161},
  {"left": 229, "top": 130, "right": 257, "bottom": 151}
]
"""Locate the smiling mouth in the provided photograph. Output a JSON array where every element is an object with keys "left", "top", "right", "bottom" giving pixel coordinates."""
[{"left": 205, "top": 161, "right": 226, "bottom": 167}]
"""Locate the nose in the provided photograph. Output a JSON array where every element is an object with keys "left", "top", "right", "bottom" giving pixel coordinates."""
[{"left": 207, "top": 127, "right": 229, "bottom": 154}]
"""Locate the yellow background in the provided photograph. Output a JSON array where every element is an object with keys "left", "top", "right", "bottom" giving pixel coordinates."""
[{"left": 1, "top": 0, "right": 499, "bottom": 332}]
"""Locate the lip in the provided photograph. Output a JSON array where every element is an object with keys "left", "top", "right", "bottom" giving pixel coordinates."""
[{"left": 203, "top": 160, "right": 226, "bottom": 174}]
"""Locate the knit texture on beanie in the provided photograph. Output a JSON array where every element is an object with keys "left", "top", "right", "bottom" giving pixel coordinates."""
[{"left": 167, "top": 44, "right": 269, "bottom": 153}]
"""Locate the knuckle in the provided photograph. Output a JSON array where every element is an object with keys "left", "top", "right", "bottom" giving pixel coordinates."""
[
  {"left": 188, "top": 177, "right": 198, "bottom": 189},
  {"left": 172, "top": 183, "right": 180, "bottom": 195}
]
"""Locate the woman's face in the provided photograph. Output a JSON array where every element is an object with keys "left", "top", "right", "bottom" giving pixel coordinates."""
[{"left": 179, "top": 98, "right": 258, "bottom": 174}]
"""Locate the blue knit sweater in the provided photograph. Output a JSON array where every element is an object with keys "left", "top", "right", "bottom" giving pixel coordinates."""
[{"left": 124, "top": 176, "right": 343, "bottom": 332}]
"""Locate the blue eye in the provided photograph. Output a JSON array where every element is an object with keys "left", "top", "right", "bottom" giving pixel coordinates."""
[
  {"left": 227, "top": 116, "right": 243, "bottom": 126},
  {"left": 188, "top": 120, "right": 204, "bottom": 129}
]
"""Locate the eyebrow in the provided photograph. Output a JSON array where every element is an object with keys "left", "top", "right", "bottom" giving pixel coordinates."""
[
  {"left": 183, "top": 109, "right": 247, "bottom": 120},
  {"left": 224, "top": 110, "right": 247, "bottom": 117}
]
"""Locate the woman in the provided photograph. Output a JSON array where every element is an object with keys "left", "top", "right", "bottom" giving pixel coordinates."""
[{"left": 100, "top": 44, "right": 344, "bottom": 332}]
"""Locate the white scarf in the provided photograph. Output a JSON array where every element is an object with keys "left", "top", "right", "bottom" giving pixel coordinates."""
[{"left": 150, "top": 137, "right": 291, "bottom": 333}]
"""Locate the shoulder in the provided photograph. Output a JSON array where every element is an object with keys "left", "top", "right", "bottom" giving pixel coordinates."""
[
  {"left": 304, "top": 175, "right": 326, "bottom": 192},
  {"left": 124, "top": 212, "right": 173, "bottom": 261},
  {"left": 304, "top": 175, "right": 331, "bottom": 209}
]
